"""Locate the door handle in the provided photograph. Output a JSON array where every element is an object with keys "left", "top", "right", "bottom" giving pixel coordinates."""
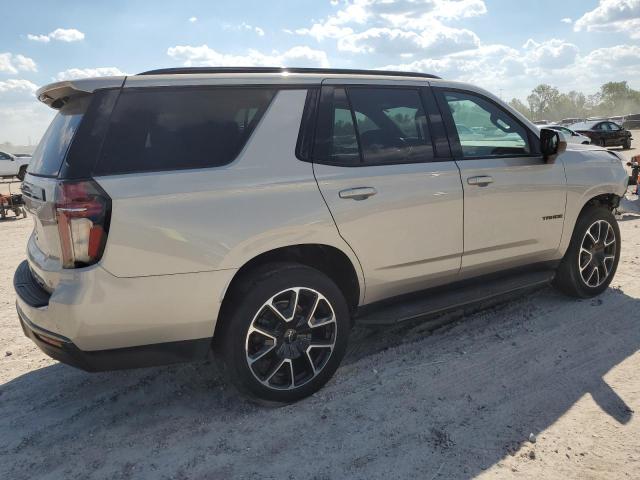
[
  {"left": 339, "top": 187, "right": 377, "bottom": 200},
  {"left": 467, "top": 175, "right": 494, "bottom": 186}
]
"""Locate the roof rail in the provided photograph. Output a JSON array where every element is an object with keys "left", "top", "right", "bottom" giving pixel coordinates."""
[{"left": 137, "top": 66, "right": 441, "bottom": 79}]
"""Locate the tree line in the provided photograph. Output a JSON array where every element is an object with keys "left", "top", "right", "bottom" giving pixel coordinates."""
[{"left": 508, "top": 81, "right": 640, "bottom": 122}]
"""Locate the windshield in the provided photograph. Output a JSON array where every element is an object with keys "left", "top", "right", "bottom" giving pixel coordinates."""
[{"left": 28, "top": 96, "right": 90, "bottom": 177}]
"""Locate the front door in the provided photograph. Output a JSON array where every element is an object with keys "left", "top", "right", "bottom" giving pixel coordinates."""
[
  {"left": 435, "top": 88, "right": 566, "bottom": 277},
  {"left": 312, "top": 84, "right": 463, "bottom": 303},
  {"left": 0, "top": 151, "right": 15, "bottom": 176}
]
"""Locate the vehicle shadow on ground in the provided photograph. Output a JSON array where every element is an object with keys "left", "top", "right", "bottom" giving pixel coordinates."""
[{"left": 0, "top": 287, "right": 639, "bottom": 479}]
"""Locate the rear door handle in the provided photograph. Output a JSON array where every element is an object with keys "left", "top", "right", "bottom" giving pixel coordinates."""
[
  {"left": 339, "top": 187, "right": 377, "bottom": 200},
  {"left": 467, "top": 175, "right": 494, "bottom": 186}
]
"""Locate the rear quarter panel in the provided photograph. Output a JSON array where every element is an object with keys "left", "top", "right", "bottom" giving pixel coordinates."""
[{"left": 95, "top": 89, "right": 364, "bottom": 300}]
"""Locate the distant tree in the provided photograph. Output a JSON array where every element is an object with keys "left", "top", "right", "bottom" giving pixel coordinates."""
[
  {"left": 508, "top": 98, "right": 530, "bottom": 118},
  {"left": 527, "top": 84, "right": 561, "bottom": 120}
]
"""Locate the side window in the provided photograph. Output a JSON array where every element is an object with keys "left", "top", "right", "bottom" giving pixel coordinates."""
[
  {"left": 609, "top": 122, "right": 620, "bottom": 131},
  {"left": 442, "top": 91, "right": 531, "bottom": 158},
  {"left": 96, "top": 87, "right": 275, "bottom": 175},
  {"left": 348, "top": 88, "right": 433, "bottom": 165},
  {"left": 313, "top": 88, "right": 360, "bottom": 165},
  {"left": 313, "top": 86, "right": 434, "bottom": 166},
  {"left": 0, "top": 152, "right": 11, "bottom": 160}
]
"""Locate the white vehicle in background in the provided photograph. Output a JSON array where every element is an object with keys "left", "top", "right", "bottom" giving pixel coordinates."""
[
  {"left": 0, "top": 151, "right": 31, "bottom": 181},
  {"left": 539, "top": 125, "right": 591, "bottom": 145}
]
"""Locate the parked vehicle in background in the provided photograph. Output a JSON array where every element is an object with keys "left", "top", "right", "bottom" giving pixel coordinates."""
[
  {"left": 560, "top": 118, "right": 584, "bottom": 126},
  {"left": 539, "top": 125, "right": 591, "bottom": 145},
  {"left": 14, "top": 67, "right": 629, "bottom": 403},
  {"left": 570, "top": 120, "right": 632, "bottom": 149},
  {"left": 623, "top": 114, "right": 640, "bottom": 130},
  {"left": 0, "top": 150, "right": 30, "bottom": 180}
]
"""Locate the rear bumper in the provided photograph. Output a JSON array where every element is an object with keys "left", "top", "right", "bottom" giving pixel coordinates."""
[
  {"left": 16, "top": 301, "right": 212, "bottom": 372},
  {"left": 13, "top": 257, "right": 237, "bottom": 354}
]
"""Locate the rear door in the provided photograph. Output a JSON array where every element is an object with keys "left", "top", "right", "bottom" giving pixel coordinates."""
[
  {"left": 434, "top": 87, "right": 566, "bottom": 276},
  {"left": 312, "top": 82, "right": 463, "bottom": 303}
]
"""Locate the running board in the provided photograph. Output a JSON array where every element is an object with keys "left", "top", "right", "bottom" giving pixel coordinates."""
[{"left": 355, "top": 270, "right": 555, "bottom": 327}]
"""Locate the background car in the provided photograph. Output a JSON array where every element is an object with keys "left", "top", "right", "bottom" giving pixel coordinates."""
[
  {"left": 569, "top": 120, "right": 632, "bottom": 149},
  {"left": 539, "top": 125, "right": 591, "bottom": 145},
  {"left": 0, "top": 150, "right": 30, "bottom": 181}
]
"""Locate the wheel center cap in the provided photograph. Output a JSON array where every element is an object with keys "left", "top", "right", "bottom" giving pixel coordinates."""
[{"left": 284, "top": 328, "right": 298, "bottom": 344}]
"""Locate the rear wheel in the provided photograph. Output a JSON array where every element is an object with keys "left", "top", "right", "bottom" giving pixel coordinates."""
[
  {"left": 554, "top": 207, "right": 620, "bottom": 298},
  {"left": 216, "top": 263, "right": 350, "bottom": 404},
  {"left": 598, "top": 138, "right": 606, "bottom": 147}
]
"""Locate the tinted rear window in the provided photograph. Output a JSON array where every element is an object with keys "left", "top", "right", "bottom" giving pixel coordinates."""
[
  {"left": 28, "top": 96, "right": 90, "bottom": 177},
  {"left": 95, "top": 87, "right": 275, "bottom": 175}
]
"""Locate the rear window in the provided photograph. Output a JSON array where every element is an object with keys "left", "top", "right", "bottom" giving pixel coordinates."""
[
  {"left": 28, "top": 96, "right": 90, "bottom": 177},
  {"left": 95, "top": 87, "right": 276, "bottom": 175}
]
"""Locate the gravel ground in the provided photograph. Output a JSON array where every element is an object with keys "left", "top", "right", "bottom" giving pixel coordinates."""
[{"left": 0, "top": 145, "right": 639, "bottom": 479}]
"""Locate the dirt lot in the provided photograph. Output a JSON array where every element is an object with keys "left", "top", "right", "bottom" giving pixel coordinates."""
[{"left": 0, "top": 144, "right": 639, "bottom": 479}]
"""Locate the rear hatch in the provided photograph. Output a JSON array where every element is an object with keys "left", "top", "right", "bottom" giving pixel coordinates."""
[{"left": 22, "top": 78, "right": 123, "bottom": 291}]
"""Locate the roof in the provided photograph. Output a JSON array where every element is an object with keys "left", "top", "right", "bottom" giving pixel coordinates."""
[
  {"left": 36, "top": 66, "right": 445, "bottom": 109},
  {"left": 137, "top": 66, "right": 441, "bottom": 80}
]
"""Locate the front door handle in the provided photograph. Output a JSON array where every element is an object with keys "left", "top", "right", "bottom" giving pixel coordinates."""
[
  {"left": 339, "top": 187, "right": 377, "bottom": 200},
  {"left": 467, "top": 175, "right": 494, "bottom": 186}
]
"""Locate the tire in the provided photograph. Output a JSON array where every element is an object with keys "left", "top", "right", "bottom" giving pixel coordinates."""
[
  {"left": 622, "top": 139, "right": 631, "bottom": 150},
  {"left": 215, "top": 262, "right": 350, "bottom": 404},
  {"left": 553, "top": 207, "right": 621, "bottom": 298},
  {"left": 598, "top": 138, "right": 606, "bottom": 147},
  {"left": 17, "top": 166, "right": 26, "bottom": 181}
]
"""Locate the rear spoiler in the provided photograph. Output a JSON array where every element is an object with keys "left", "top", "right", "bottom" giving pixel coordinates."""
[{"left": 36, "top": 77, "right": 126, "bottom": 109}]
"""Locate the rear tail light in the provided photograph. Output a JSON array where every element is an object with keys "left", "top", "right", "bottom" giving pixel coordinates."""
[{"left": 55, "top": 180, "right": 111, "bottom": 269}]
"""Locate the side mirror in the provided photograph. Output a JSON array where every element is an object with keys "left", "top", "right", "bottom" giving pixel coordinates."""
[{"left": 540, "top": 128, "right": 565, "bottom": 162}]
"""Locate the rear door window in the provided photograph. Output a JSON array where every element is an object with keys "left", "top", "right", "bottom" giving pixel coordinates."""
[
  {"left": 95, "top": 87, "right": 275, "bottom": 175},
  {"left": 313, "top": 86, "right": 434, "bottom": 166},
  {"left": 28, "top": 95, "right": 90, "bottom": 177}
]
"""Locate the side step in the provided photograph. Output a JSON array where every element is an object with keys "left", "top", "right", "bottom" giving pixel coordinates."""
[{"left": 355, "top": 269, "right": 555, "bottom": 327}]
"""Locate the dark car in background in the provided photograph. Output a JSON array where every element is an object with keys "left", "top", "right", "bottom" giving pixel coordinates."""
[{"left": 570, "top": 120, "right": 632, "bottom": 149}]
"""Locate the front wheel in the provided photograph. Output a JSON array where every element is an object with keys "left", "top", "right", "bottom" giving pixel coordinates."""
[
  {"left": 17, "top": 166, "right": 26, "bottom": 181},
  {"left": 216, "top": 263, "right": 350, "bottom": 404},
  {"left": 622, "top": 139, "right": 631, "bottom": 150},
  {"left": 554, "top": 207, "right": 621, "bottom": 298}
]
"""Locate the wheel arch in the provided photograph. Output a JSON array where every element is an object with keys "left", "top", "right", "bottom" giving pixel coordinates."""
[
  {"left": 559, "top": 191, "right": 622, "bottom": 257},
  {"left": 215, "top": 243, "right": 363, "bottom": 336}
]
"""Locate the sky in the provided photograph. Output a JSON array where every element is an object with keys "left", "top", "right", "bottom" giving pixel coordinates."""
[{"left": 1, "top": 0, "right": 639, "bottom": 145}]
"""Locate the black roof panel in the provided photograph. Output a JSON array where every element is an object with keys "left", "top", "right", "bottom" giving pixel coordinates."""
[{"left": 137, "top": 66, "right": 440, "bottom": 79}]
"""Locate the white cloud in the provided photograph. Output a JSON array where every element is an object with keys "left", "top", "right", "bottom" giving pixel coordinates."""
[
  {"left": 522, "top": 38, "right": 579, "bottom": 70},
  {"left": 0, "top": 53, "right": 37, "bottom": 74},
  {"left": 0, "top": 79, "right": 38, "bottom": 94},
  {"left": 295, "top": 0, "right": 486, "bottom": 59},
  {"left": 338, "top": 25, "right": 479, "bottom": 55},
  {"left": 27, "top": 34, "right": 50, "bottom": 43},
  {"left": 561, "top": 17, "right": 573, "bottom": 24},
  {"left": 574, "top": 0, "right": 640, "bottom": 38},
  {"left": 189, "top": 16, "right": 198, "bottom": 23},
  {"left": 55, "top": 67, "right": 127, "bottom": 81},
  {"left": 28, "top": 28, "right": 85, "bottom": 43},
  {"left": 167, "top": 44, "right": 330, "bottom": 68},
  {"left": 224, "top": 22, "right": 266, "bottom": 36}
]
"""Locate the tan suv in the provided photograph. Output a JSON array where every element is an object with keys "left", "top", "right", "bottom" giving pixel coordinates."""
[{"left": 14, "top": 67, "right": 628, "bottom": 403}]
